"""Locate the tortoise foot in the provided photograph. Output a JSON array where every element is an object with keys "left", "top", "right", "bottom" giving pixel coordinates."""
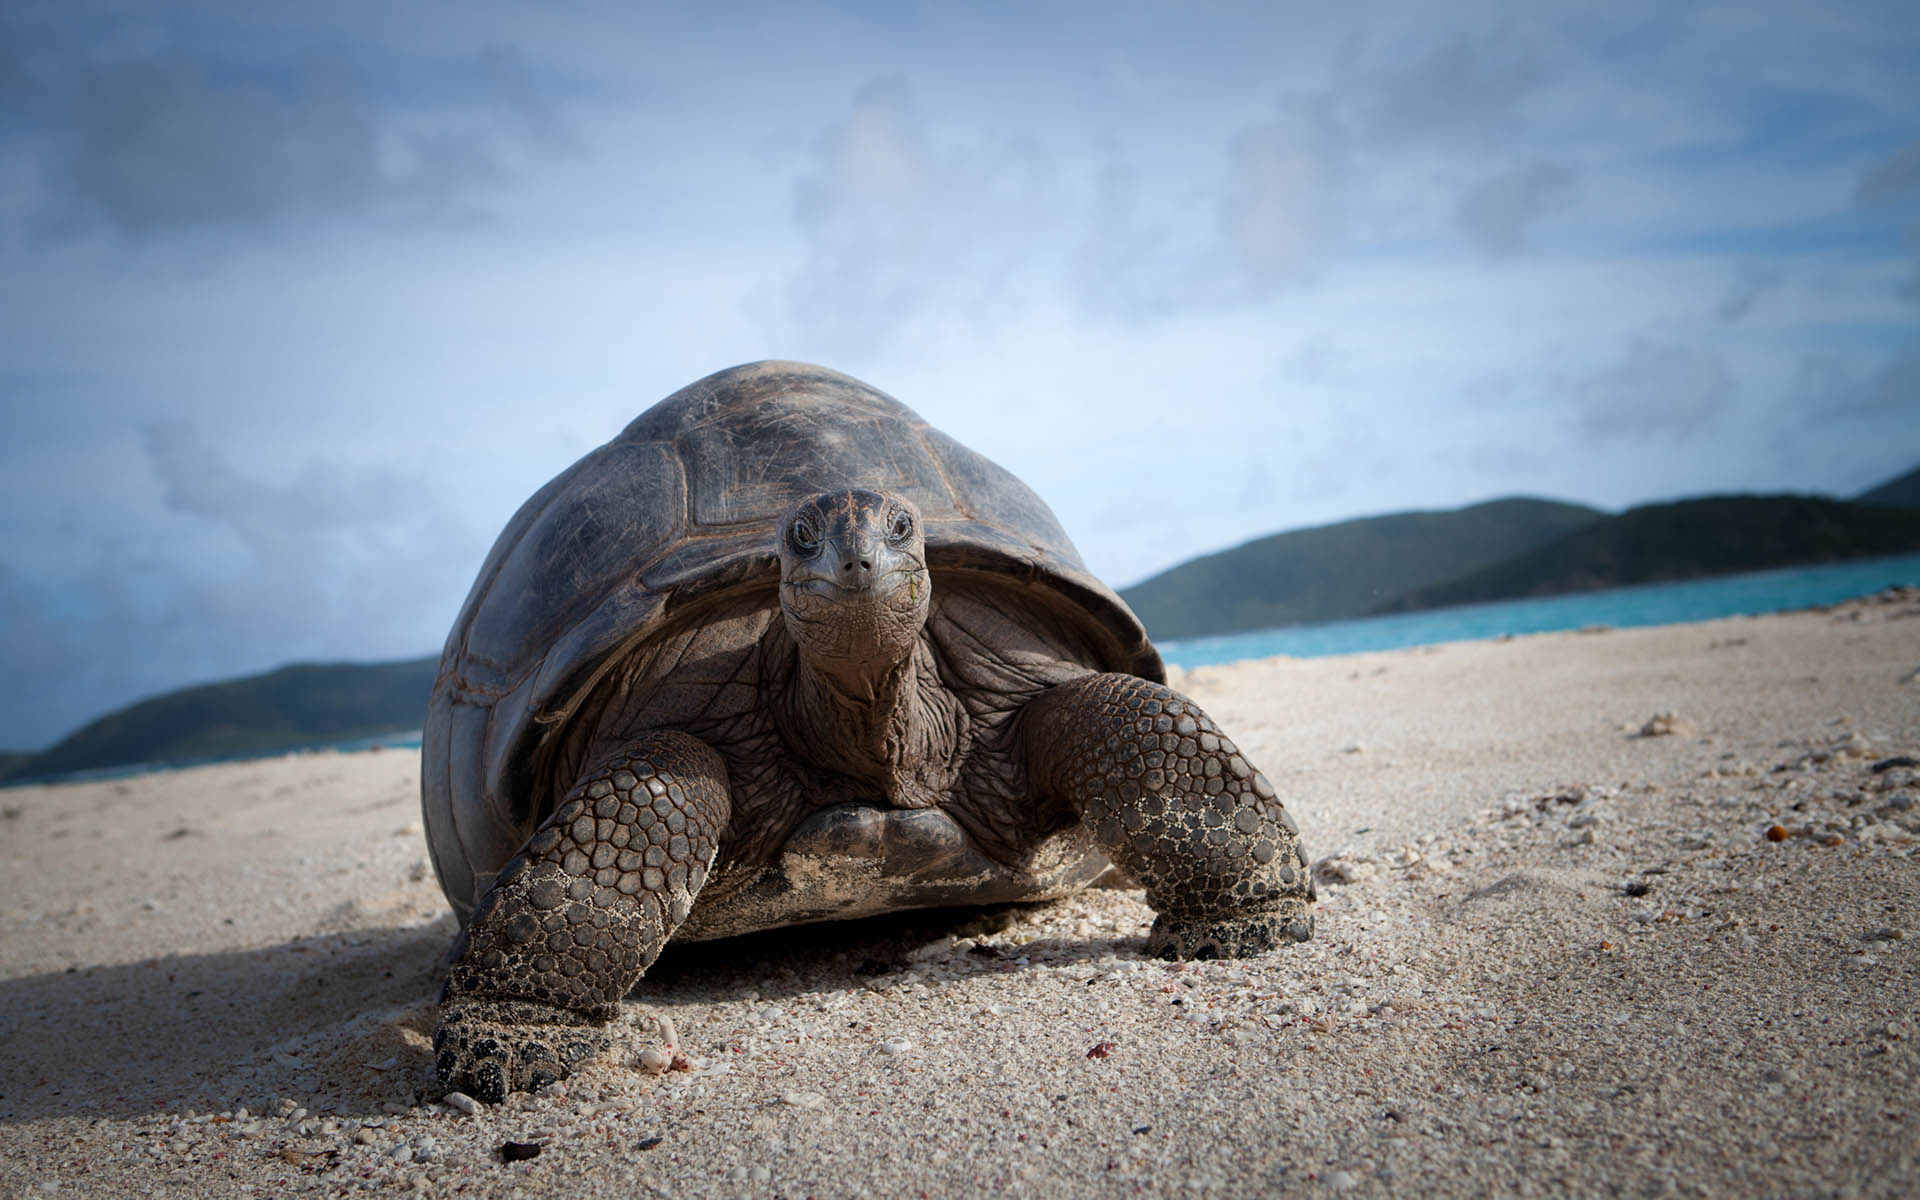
[
  {"left": 433, "top": 998, "right": 615, "bottom": 1104},
  {"left": 1148, "top": 902, "right": 1313, "bottom": 961},
  {"left": 435, "top": 731, "right": 732, "bottom": 1102},
  {"left": 1022, "top": 674, "right": 1317, "bottom": 954}
]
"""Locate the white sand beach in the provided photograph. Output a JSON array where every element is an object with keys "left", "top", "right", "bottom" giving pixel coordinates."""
[{"left": 2, "top": 592, "right": 1916, "bottom": 1198}]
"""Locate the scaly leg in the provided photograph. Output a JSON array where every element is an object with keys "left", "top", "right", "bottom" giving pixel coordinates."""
[
  {"left": 1021, "top": 673, "right": 1313, "bottom": 958},
  {"left": 433, "top": 730, "right": 730, "bottom": 1101}
]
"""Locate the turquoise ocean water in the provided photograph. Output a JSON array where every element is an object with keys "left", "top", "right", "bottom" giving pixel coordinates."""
[{"left": 1156, "top": 552, "right": 1920, "bottom": 670}]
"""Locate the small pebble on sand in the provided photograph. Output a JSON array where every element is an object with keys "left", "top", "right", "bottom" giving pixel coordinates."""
[
  {"left": 637, "top": 1046, "right": 673, "bottom": 1073},
  {"left": 442, "top": 1091, "right": 478, "bottom": 1115},
  {"left": 1638, "top": 712, "right": 1697, "bottom": 738}
]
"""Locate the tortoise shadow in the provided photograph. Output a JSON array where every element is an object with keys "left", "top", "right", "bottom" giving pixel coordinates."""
[
  {"left": 639, "top": 898, "right": 1151, "bottom": 1007},
  {"left": 0, "top": 918, "right": 456, "bottom": 1125},
  {"left": 0, "top": 901, "right": 1142, "bottom": 1125}
]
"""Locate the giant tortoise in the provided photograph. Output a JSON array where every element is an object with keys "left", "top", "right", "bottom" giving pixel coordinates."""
[{"left": 422, "top": 361, "right": 1314, "bottom": 1101}]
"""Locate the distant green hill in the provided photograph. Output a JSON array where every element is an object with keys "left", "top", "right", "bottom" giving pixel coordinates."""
[
  {"left": 1385, "top": 494, "right": 1920, "bottom": 613},
  {"left": 1, "top": 657, "right": 437, "bottom": 785},
  {"left": 1119, "top": 497, "right": 1605, "bottom": 640},
  {"left": 1859, "top": 464, "right": 1920, "bottom": 508}
]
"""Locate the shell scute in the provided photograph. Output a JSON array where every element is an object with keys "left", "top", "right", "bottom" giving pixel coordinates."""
[{"left": 461, "top": 442, "right": 683, "bottom": 677}]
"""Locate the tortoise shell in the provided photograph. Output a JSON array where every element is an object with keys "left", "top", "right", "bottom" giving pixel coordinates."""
[{"left": 421, "top": 361, "right": 1163, "bottom": 924}]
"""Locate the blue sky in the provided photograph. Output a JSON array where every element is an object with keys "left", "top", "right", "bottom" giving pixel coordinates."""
[{"left": 1, "top": 0, "right": 1916, "bottom": 749}]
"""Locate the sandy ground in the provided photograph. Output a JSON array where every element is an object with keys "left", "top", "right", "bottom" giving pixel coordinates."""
[{"left": 2, "top": 592, "right": 1917, "bottom": 1199}]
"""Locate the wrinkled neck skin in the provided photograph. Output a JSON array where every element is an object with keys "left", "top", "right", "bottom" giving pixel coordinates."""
[
  {"left": 797, "top": 627, "right": 916, "bottom": 706},
  {"left": 779, "top": 596, "right": 962, "bottom": 809},
  {"left": 797, "top": 635, "right": 922, "bottom": 772}
]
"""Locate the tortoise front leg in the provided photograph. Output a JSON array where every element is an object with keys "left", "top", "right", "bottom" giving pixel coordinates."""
[
  {"left": 434, "top": 730, "right": 730, "bottom": 1102},
  {"left": 1021, "top": 673, "right": 1314, "bottom": 958}
]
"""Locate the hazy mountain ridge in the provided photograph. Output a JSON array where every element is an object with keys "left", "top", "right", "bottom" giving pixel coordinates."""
[
  {"left": 1, "top": 658, "right": 437, "bottom": 785},
  {"left": 1859, "top": 464, "right": 1920, "bottom": 508},
  {"left": 1381, "top": 494, "right": 1920, "bottom": 614},
  {"left": 1119, "top": 497, "right": 1605, "bottom": 640}
]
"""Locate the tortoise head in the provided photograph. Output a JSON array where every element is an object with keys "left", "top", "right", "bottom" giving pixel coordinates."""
[{"left": 778, "top": 489, "right": 930, "bottom": 680}]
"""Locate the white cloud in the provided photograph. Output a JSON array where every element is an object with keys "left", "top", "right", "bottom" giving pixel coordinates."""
[
  {"left": 42, "top": 60, "right": 391, "bottom": 236},
  {"left": 1070, "top": 157, "right": 1173, "bottom": 317},
  {"left": 1081, "top": 31, "right": 1575, "bottom": 308},
  {"left": 1852, "top": 142, "right": 1920, "bottom": 305},
  {"left": 783, "top": 77, "right": 1058, "bottom": 358},
  {"left": 1795, "top": 346, "right": 1920, "bottom": 422},
  {"left": 19, "top": 42, "right": 575, "bottom": 240},
  {"left": 1359, "top": 35, "right": 1545, "bottom": 150},
  {"left": 140, "top": 422, "right": 482, "bottom": 644},
  {"left": 1217, "top": 97, "right": 1351, "bottom": 296},
  {"left": 1715, "top": 261, "right": 1781, "bottom": 323},
  {"left": 1853, "top": 141, "right": 1920, "bottom": 208},
  {"left": 0, "top": 413, "right": 489, "bottom": 746},
  {"left": 1276, "top": 335, "right": 1352, "bottom": 384},
  {"left": 1570, "top": 340, "right": 1733, "bottom": 441},
  {"left": 1454, "top": 161, "right": 1574, "bottom": 259}
]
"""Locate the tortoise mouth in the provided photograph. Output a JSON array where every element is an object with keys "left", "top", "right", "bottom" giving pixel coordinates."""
[
  {"left": 783, "top": 568, "right": 924, "bottom": 602},
  {"left": 779, "top": 568, "right": 929, "bottom": 669}
]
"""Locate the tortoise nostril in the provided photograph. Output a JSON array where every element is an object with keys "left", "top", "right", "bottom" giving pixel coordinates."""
[{"left": 860, "top": 559, "right": 871, "bottom": 570}]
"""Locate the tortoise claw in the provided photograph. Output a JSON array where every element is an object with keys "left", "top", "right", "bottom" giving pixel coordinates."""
[
  {"left": 1147, "top": 903, "right": 1313, "bottom": 961},
  {"left": 432, "top": 998, "right": 615, "bottom": 1102}
]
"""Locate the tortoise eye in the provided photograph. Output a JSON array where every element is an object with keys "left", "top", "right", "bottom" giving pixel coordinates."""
[
  {"left": 790, "top": 518, "right": 821, "bottom": 555},
  {"left": 887, "top": 510, "right": 914, "bottom": 543}
]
